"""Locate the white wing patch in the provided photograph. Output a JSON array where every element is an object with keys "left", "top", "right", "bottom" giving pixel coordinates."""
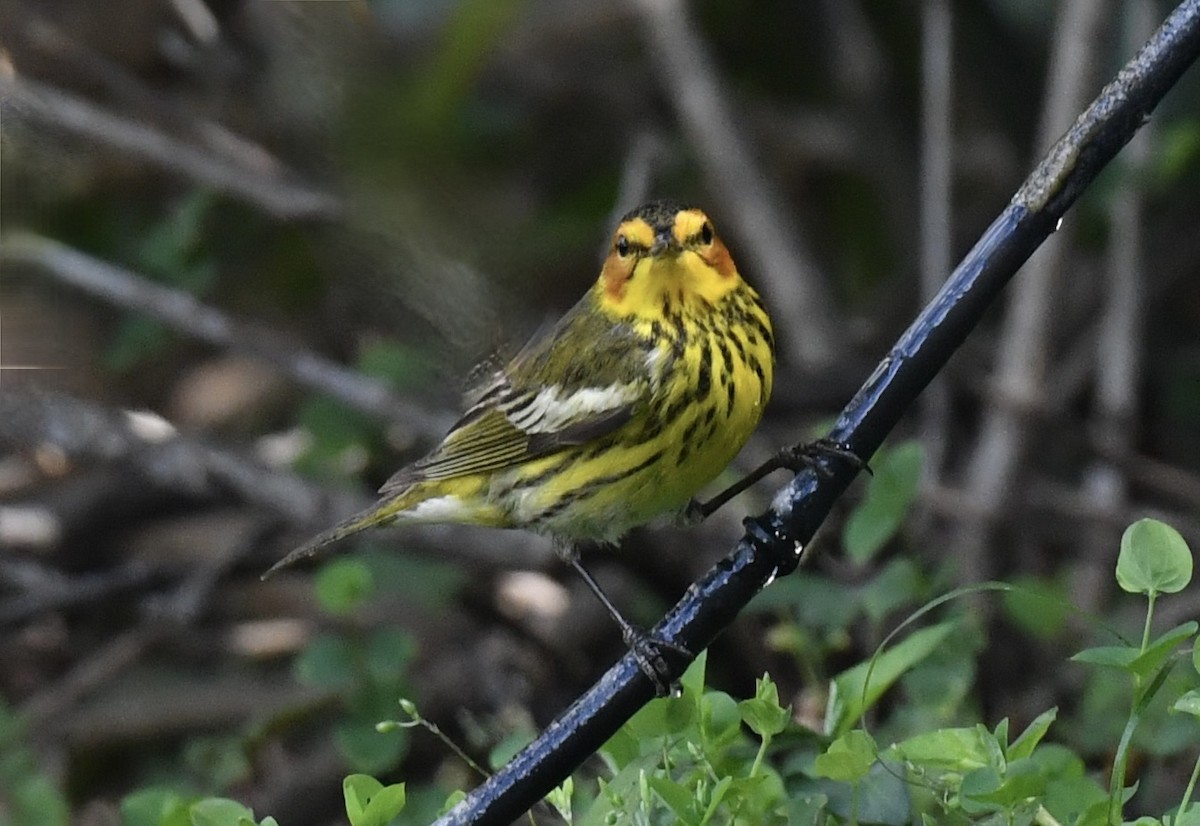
[
  {"left": 503, "top": 383, "right": 639, "bottom": 434},
  {"left": 406, "top": 495, "right": 472, "bottom": 522},
  {"left": 643, "top": 346, "right": 669, "bottom": 390}
]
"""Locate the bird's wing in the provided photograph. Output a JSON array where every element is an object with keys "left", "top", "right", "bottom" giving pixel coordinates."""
[
  {"left": 379, "top": 380, "right": 639, "bottom": 492},
  {"left": 380, "top": 291, "right": 657, "bottom": 495}
]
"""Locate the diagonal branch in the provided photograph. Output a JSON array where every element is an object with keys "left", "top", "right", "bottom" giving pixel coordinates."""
[
  {"left": 434, "top": 2, "right": 1200, "bottom": 822},
  {"left": 0, "top": 234, "right": 453, "bottom": 445},
  {"left": 0, "top": 70, "right": 342, "bottom": 222}
]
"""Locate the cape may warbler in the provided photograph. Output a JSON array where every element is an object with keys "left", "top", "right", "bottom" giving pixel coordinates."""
[{"left": 269, "top": 200, "right": 775, "bottom": 683}]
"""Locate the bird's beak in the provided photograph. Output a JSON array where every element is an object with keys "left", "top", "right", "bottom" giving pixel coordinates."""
[{"left": 649, "top": 227, "right": 681, "bottom": 256}]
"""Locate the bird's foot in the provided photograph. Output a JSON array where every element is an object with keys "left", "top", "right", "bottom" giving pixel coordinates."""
[
  {"left": 622, "top": 624, "right": 693, "bottom": 697},
  {"left": 776, "top": 439, "right": 870, "bottom": 477}
]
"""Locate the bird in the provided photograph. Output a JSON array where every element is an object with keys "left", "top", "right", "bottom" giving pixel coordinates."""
[{"left": 267, "top": 200, "right": 775, "bottom": 691}]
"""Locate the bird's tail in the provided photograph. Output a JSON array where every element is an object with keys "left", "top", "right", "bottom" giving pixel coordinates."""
[
  {"left": 262, "top": 478, "right": 500, "bottom": 579},
  {"left": 261, "top": 492, "right": 420, "bottom": 579}
]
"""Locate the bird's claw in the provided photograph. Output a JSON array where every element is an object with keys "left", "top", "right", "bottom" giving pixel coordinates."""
[
  {"left": 680, "top": 499, "right": 706, "bottom": 527},
  {"left": 776, "top": 439, "right": 870, "bottom": 477},
  {"left": 623, "top": 625, "right": 692, "bottom": 697}
]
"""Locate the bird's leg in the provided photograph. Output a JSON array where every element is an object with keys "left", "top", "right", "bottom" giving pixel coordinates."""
[
  {"left": 563, "top": 545, "right": 691, "bottom": 697},
  {"left": 694, "top": 439, "right": 868, "bottom": 520}
]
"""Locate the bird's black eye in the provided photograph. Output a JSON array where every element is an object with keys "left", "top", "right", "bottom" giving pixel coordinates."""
[
  {"left": 700, "top": 222, "right": 714, "bottom": 245},
  {"left": 616, "top": 235, "right": 630, "bottom": 257}
]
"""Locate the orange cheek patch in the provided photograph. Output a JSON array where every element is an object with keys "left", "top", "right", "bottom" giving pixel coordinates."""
[
  {"left": 600, "top": 255, "right": 632, "bottom": 300},
  {"left": 705, "top": 240, "right": 737, "bottom": 278}
]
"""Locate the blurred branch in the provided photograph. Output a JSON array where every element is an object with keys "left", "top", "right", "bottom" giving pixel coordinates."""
[
  {"left": 950, "top": 0, "right": 1115, "bottom": 585},
  {"left": 0, "top": 388, "right": 555, "bottom": 570},
  {"left": 0, "top": 388, "right": 336, "bottom": 523},
  {"left": 628, "top": 0, "right": 845, "bottom": 372},
  {"left": 0, "top": 233, "right": 453, "bottom": 443},
  {"left": 918, "top": 0, "right": 955, "bottom": 482},
  {"left": 1074, "top": 0, "right": 1158, "bottom": 613},
  {"left": 18, "top": 627, "right": 158, "bottom": 727},
  {"left": 0, "top": 558, "right": 156, "bottom": 627},
  {"left": 10, "top": 14, "right": 286, "bottom": 182},
  {"left": 0, "top": 70, "right": 341, "bottom": 221},
  {"left": 604, "top": 130, "right": 669, "bottom": 263},
  {"left": 437, "top": 3, "right": 1200, "bottom": 822}
]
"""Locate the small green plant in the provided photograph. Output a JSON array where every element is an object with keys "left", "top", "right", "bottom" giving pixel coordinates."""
[
  {"left": 1072, "top": 518, "right": 1200, "bottom": 824},
  {"left": 556, "top": 508, "right": 1200, "bottom": 824},
  {"left": 342, "top": 774, "right": 408, "bottom": 826},
  {"left": 803, "top": 515, "right": 1200, "bottom": 824},
  {"left": 586, "top": 651, "right": 796, "bottom": 824},
  {"left": 105, "top": 190, "right": 219, "bottom": 371},
  {"left": 0, "top": 701, "right": 70, "bottom": 826},
  {"left": 120, "top": 788, "right": 278, "bottom": 826},
  {"left": 293, "top": 554, "right": 421, "bottom": 775}
]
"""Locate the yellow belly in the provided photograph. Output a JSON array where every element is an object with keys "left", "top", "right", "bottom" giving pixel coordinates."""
[{"left": 493, "top": 302, "right": 773, "bottom": 542}]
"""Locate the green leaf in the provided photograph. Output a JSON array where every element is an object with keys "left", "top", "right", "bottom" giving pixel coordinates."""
[
  {"left": 956, "top": 767, "right": 1004, "bottom": 814},
  {"left": 1173, "top": 690, "right": 1200, "bottom": 717},
  {"left": 700, "top": 691, "right": 741, "bottom": 750},
  {"left": 739, "top": 674, "right": 790, "bottom": 739},
  {"left": 293, "top": 634, "right": 357, "bottom": 691},
  {"left": 183, "top": 735, "right": 252, "bottom": 791},
  {"left": 1176, "top": 803, "right": 1200, "bottom": 826},
  {"left": 120, "top": 788, "right": 192, "bottom": 826},
  {"left": 1152, "top": 118, "right": 1200, "bottom": 189},
  {"left": 363, "top": 551, "right": 465, "bottom": 609},
  {"left": 315, "top": 559, "right": 375, "bottom": 615},
  {"left": 438, "top": 790, "right": 467, "bottom": 818},
  {"left": 137, "top": 190, "right": 216, "bottom": 281},
  {"left": 828, "top": 620, "right": 956, "bottom": 736},
  {"left": 679, "top": 649, "right": 708, "bottom": 700},
  {"left": 748, "top": 571, "right": 860, "bottom": 629},
  {"left": 647, "top": 776, "right": 698, "bottom": 824},
  {"left": 1001, "top": 577, "right": 1070, "bottom": 639},
  {"left": 622, "top": 677, "right": 697, "bottom": 743},
  {"left": 344, "top": 775, "right": 407, "bottom": 826},
  {"left": 188, "top": 798, "right": 256, "bottom": 826},
  {"left": 960, "top": 762, "right": 1046, "bottom": 811},
  {"left": 819, "top": 759, "right": 911, "bottom": 824},
  {"left": 6, "top": 771, "right": 70, "bottom": 826},
  {"left": 1071, "top": 645, "right": 1140, "bottom": 670},
  {"left": 1007, "top": 707, "right": 1058, "bottom": 761},
  {"left": 362, "top": 783, "right": 406, "bottom": 826},
  {"left": 365, "top": 628, "right": 416, "bottom": 683},
  {"left": 860, "top": 558, "right": 923, "bottom": 624},
  {"left": 842, "top": 441, "right": 923, "bottom": 565},
  {"left": 337, "top": 719, "right": 407, "bottom": 775},
  {"left": 1129, "top": 622, "right": 1199, "bottom": 680},
  {"left": 1117, "top": 518, "right": 1193, "bottom": 595},
  {"left": 698, "top": 775, "right": 733, "bottom": 824},
  {"left": 812, "top": 729, "right": 878, "bottom": 782},
  {"left": 293, "top": 397, "right": 377, "bottom": 480},
  {"left": 890, "top": 726, "right": 993, "bottom": 773},
  {"left": 489, "top": 728, "right": 534, "bottom": 771},
  {"left": 546, "top": 777, "right": 573, "bottom": 822}
]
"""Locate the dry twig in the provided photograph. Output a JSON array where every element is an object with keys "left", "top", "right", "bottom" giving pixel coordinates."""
[
  {"left": 950, "top": 0, "right": 1115, "bottom": 583},
  {"left": 628, "top": 0, "right": 845, "bottom": 371}
]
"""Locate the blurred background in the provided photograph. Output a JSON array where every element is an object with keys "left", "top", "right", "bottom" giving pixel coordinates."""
[{"left": 3, "top": 0, "right": 1200, "bottom": 822}]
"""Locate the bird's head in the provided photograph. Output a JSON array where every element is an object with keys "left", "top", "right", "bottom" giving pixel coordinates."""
[{"left": 597, "top": 200, "right": 743, "bottom": 317}]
